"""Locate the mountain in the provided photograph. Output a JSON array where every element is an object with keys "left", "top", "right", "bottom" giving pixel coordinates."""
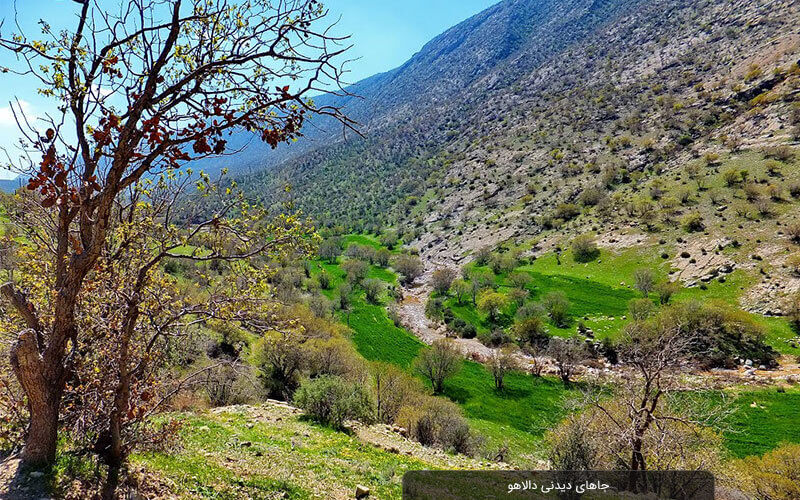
[
  {"left": 220, "top": 0, "right": 800, "bottom": 314},
  {"left": 0, "top": 177, "right": 22, "bottom": 193}
]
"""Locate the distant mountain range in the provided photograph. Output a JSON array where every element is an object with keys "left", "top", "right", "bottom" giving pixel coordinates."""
[{"left": 0, "top": 177, "right": 22, "bottom": 193}]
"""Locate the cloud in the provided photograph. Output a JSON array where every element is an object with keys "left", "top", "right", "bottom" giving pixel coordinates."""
[{"left": 0, "top": 99, "right": 36, "bottom": 129}]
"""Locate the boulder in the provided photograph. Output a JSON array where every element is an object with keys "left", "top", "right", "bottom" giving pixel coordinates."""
[{"left": 355, "top": 485, "right": 370, "bottom": 498}]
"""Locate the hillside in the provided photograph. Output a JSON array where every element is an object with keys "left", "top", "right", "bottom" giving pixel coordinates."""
[{"left": 225, "top": 0, "right": 800, "bottom": 314}]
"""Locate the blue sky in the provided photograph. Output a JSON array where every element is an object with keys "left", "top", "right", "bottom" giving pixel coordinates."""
[{"left": 0, "top": 0, "right": 497, "bottom": 179}]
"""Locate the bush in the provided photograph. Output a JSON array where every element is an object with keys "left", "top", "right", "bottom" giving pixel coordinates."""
[
  {"left": 628, "top": 298, "right": 655, "bottom": 321},
  {"left": 737, "top": 443, "right": 800, "bottom": 500},
  {"left": 542, "top": 291, "right": 570, "bottom": 327},
  {"left": 681, "top": 212, "right": 705, "bottom": 232},
  {"left": 397, "top": 396, "right": 479, "bottom": 455},
  {"left": 341, "top": 258, "right": 369, "bottom": 284},
  {"left": 294, "top": 375, "right": 375, "bottom": 429},
  {"left": 393, "top": 254, "right": 424, "bottom": 285},
  {"left": 571, "top": 234, "right": 599, "bottom": 263},
  {"left": 633, "top": 268, "right": 656, "bottom": 297},
  {"left": 363, "top": 278, "right": 384, "bottom": 304},
  {"left": 431, "top": 267, "right": 457, "bottom": 295},
  {"left": 317, "top": 270, "right": 331, "bottom": 290},
  {"left": 370, "top": 362, "right": 423, "bottom": 425}
]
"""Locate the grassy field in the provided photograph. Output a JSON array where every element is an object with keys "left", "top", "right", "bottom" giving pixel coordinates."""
[
  {"left": 445, "top": 245, "right": 798, "bottom": 353},
  {"left": 134, "top": 407, "right": 463, "bottom": 499},
  {"left": 318, "top": 235, "right": 800, "bottom": 461},
  {"left": 308, "top": 250, "right": 575, "bottom": 461},
  {"left": 723, "top": 387, "right": 800, "bottom": 458}
]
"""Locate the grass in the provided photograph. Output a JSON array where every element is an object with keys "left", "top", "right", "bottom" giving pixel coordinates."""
[
  {"left": 320, "top": 235, "right": 800, "bottom": 461},
  {"left": 134, "top": 409, "right": 452, "bottom": 499},
  {"left": 723, "top": 387, "right": 800, "bottom": 458}
]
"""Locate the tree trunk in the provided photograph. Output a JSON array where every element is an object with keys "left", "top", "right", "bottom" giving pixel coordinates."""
[{"left": 10, "top": 329, "right": 62, "bottom": 466}]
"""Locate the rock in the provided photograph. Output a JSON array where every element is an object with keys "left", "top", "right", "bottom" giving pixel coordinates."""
[
  {"left": 758, "top": 365, "right": 766, "bottom": 370},
  {"left": 745, "top": 359, "right": 753, "bottom": 367},
  {"left": 355, "top": 485, "right": 370, "bottom": 498}
]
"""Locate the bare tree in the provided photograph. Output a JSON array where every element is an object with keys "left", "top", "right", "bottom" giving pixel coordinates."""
[
  {"left": 488, "top": 346, "right": 520, "bottom": 390},
  {"left": 0, "top": 0, "right": 351, "bottom": 468},
  {"left": 580, "top": 320, "right": 731, "bottom": 482},
  {"left": 414, "top": 339, "right": 462, "bottom": 394},
  {"left": 546, "top": 337, "right": 587, "bottom": 385}
]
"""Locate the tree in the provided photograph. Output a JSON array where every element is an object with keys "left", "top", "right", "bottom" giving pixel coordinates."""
[
  {"left": 571, "top": 234, "right": 600, "bottom": 263},
  {"left": 542, "top": 291, "right": 570, "bottom": 327},
  {"left": 431, "top": 267, "right": 457, "bottom": 296},
  {"left": 414, "top": 339, "right": 462, "bottom": 394},
  {"left": 514, "top": 316, "right": 548, "bottom": 346},
  {"left": 318, "top": 239, "right": 342, "bottom": 264},
  {"left": 379, "top": 231, "right": 399, "bottom": 250},
  {"left": 363, "top": 278, "right": 384, "bottom": 304},
  {"left": 370, "top": 362, "right": 423, "bottom": 425},
  {"left": 375, "top": 248, "right": 391, "bottom": 267},
  {"left": 0, "top": 0, "right": 351, "bottom": 468},
  {"left": 546, "top": 337, "right": 587, "bottom": 385},
  {"left": 579, "top": 319, "right": 729, "bottom": 480},
  {"left": 508, "top": 271, "right": 531, "bottom": 289},
  {"left": 477, "top": 291, "right": 509, "bottom": 324},
  {"left": 655, "top": 281, "right": 680, "bottom": 305},
  {"left": 474, "top": 246, "right": 492, "bottom": 266},
  {"left": 633, "top": 268, "right": 656, "bottom": 297},
  {"left": 393, "top": 254, "right": 424, "bottom": 285},
  {"left": 488, "top": 346, "right": 520, "bottom": 390},
  {"left": 451, "top": 279, "right": 471, "bottom": 305},
  {"left": 341, "top": 258, "right": 369, "bottom": 284}
]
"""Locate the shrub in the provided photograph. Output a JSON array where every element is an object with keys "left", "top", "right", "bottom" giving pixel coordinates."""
[
  {"left": 363, "top": 278, "right": 384, "bottom": 304},
  {"left": 681, "top": 212, "right": 705, "bottom": 232},
  {"left": 656, "top": 281, "right": 680, "bottom": 305},
  {"left": 397, "top": 396, "right": 479, "bottom": 455},
  {"left": 737, "top": 443, "right": 800, "bottom": 500},
  {"left": 786, "top": 222, "right": 800, "bottom": 244},
  {"left": 474, "top": 246, "right": 492, "bottom": 266},
  {"left": 628, "top": 298, "right": 655, "bottom": 321},
  {"left": 294, "top": 375, "right": 375, "bottom": 429},
  {"left": 431, "top": 267, "right": 457, "bottom": 295},
  {"left": 370, "top": 362, "right": 423, "bottom": 425},
  {"left": 317, "top": 270, "right": 331, "bottom": 290},
  {"left": 542, "top": 291, "right": 570, "bottom": 327},
  {"left": 393, "top": 254, "right": 424, "bottom": 285},
  {"left": 633, "top": 268, "right": 656, "bottom": 297},
  {"left": 787, "top": 253, "right": 800, "bottom": 275},
  {"left": 571, "top": 234, "right": 600, "bottom": 263},
  {"left": 379, "top": 231, "right": 399, "bottom": 250},
  {"left": 307, "top": 295, "right": 333, "bottom": 318},
  {"left": 306, "top": 337, "right": 363, "bottom": 379},
  {"left": 341, "top": 258, "right": 369, "bottom": 284},
  {"left": 251, "top": 332, "right": 308, "bottom": 400},
  {"left": 375, "top": 248, "right": 391, "bottom": 267}
]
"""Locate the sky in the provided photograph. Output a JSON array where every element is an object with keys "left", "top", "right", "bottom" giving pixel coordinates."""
[{"left": 0, "top": 0, "right": 498, "bottom": 179}]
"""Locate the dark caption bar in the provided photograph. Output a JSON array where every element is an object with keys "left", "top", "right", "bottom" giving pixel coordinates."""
[{"left": 402, "top": 470, "right": 715, "bottom": 500}]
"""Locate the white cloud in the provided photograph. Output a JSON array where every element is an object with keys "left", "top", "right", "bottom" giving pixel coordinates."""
[{"left": 0, "top": 99, "right": 36, "bottom": 129}]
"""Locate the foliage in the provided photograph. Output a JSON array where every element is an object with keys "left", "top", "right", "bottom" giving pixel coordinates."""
[{"left": 294, "top": 375, "right": 375, "bottom": 429}]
